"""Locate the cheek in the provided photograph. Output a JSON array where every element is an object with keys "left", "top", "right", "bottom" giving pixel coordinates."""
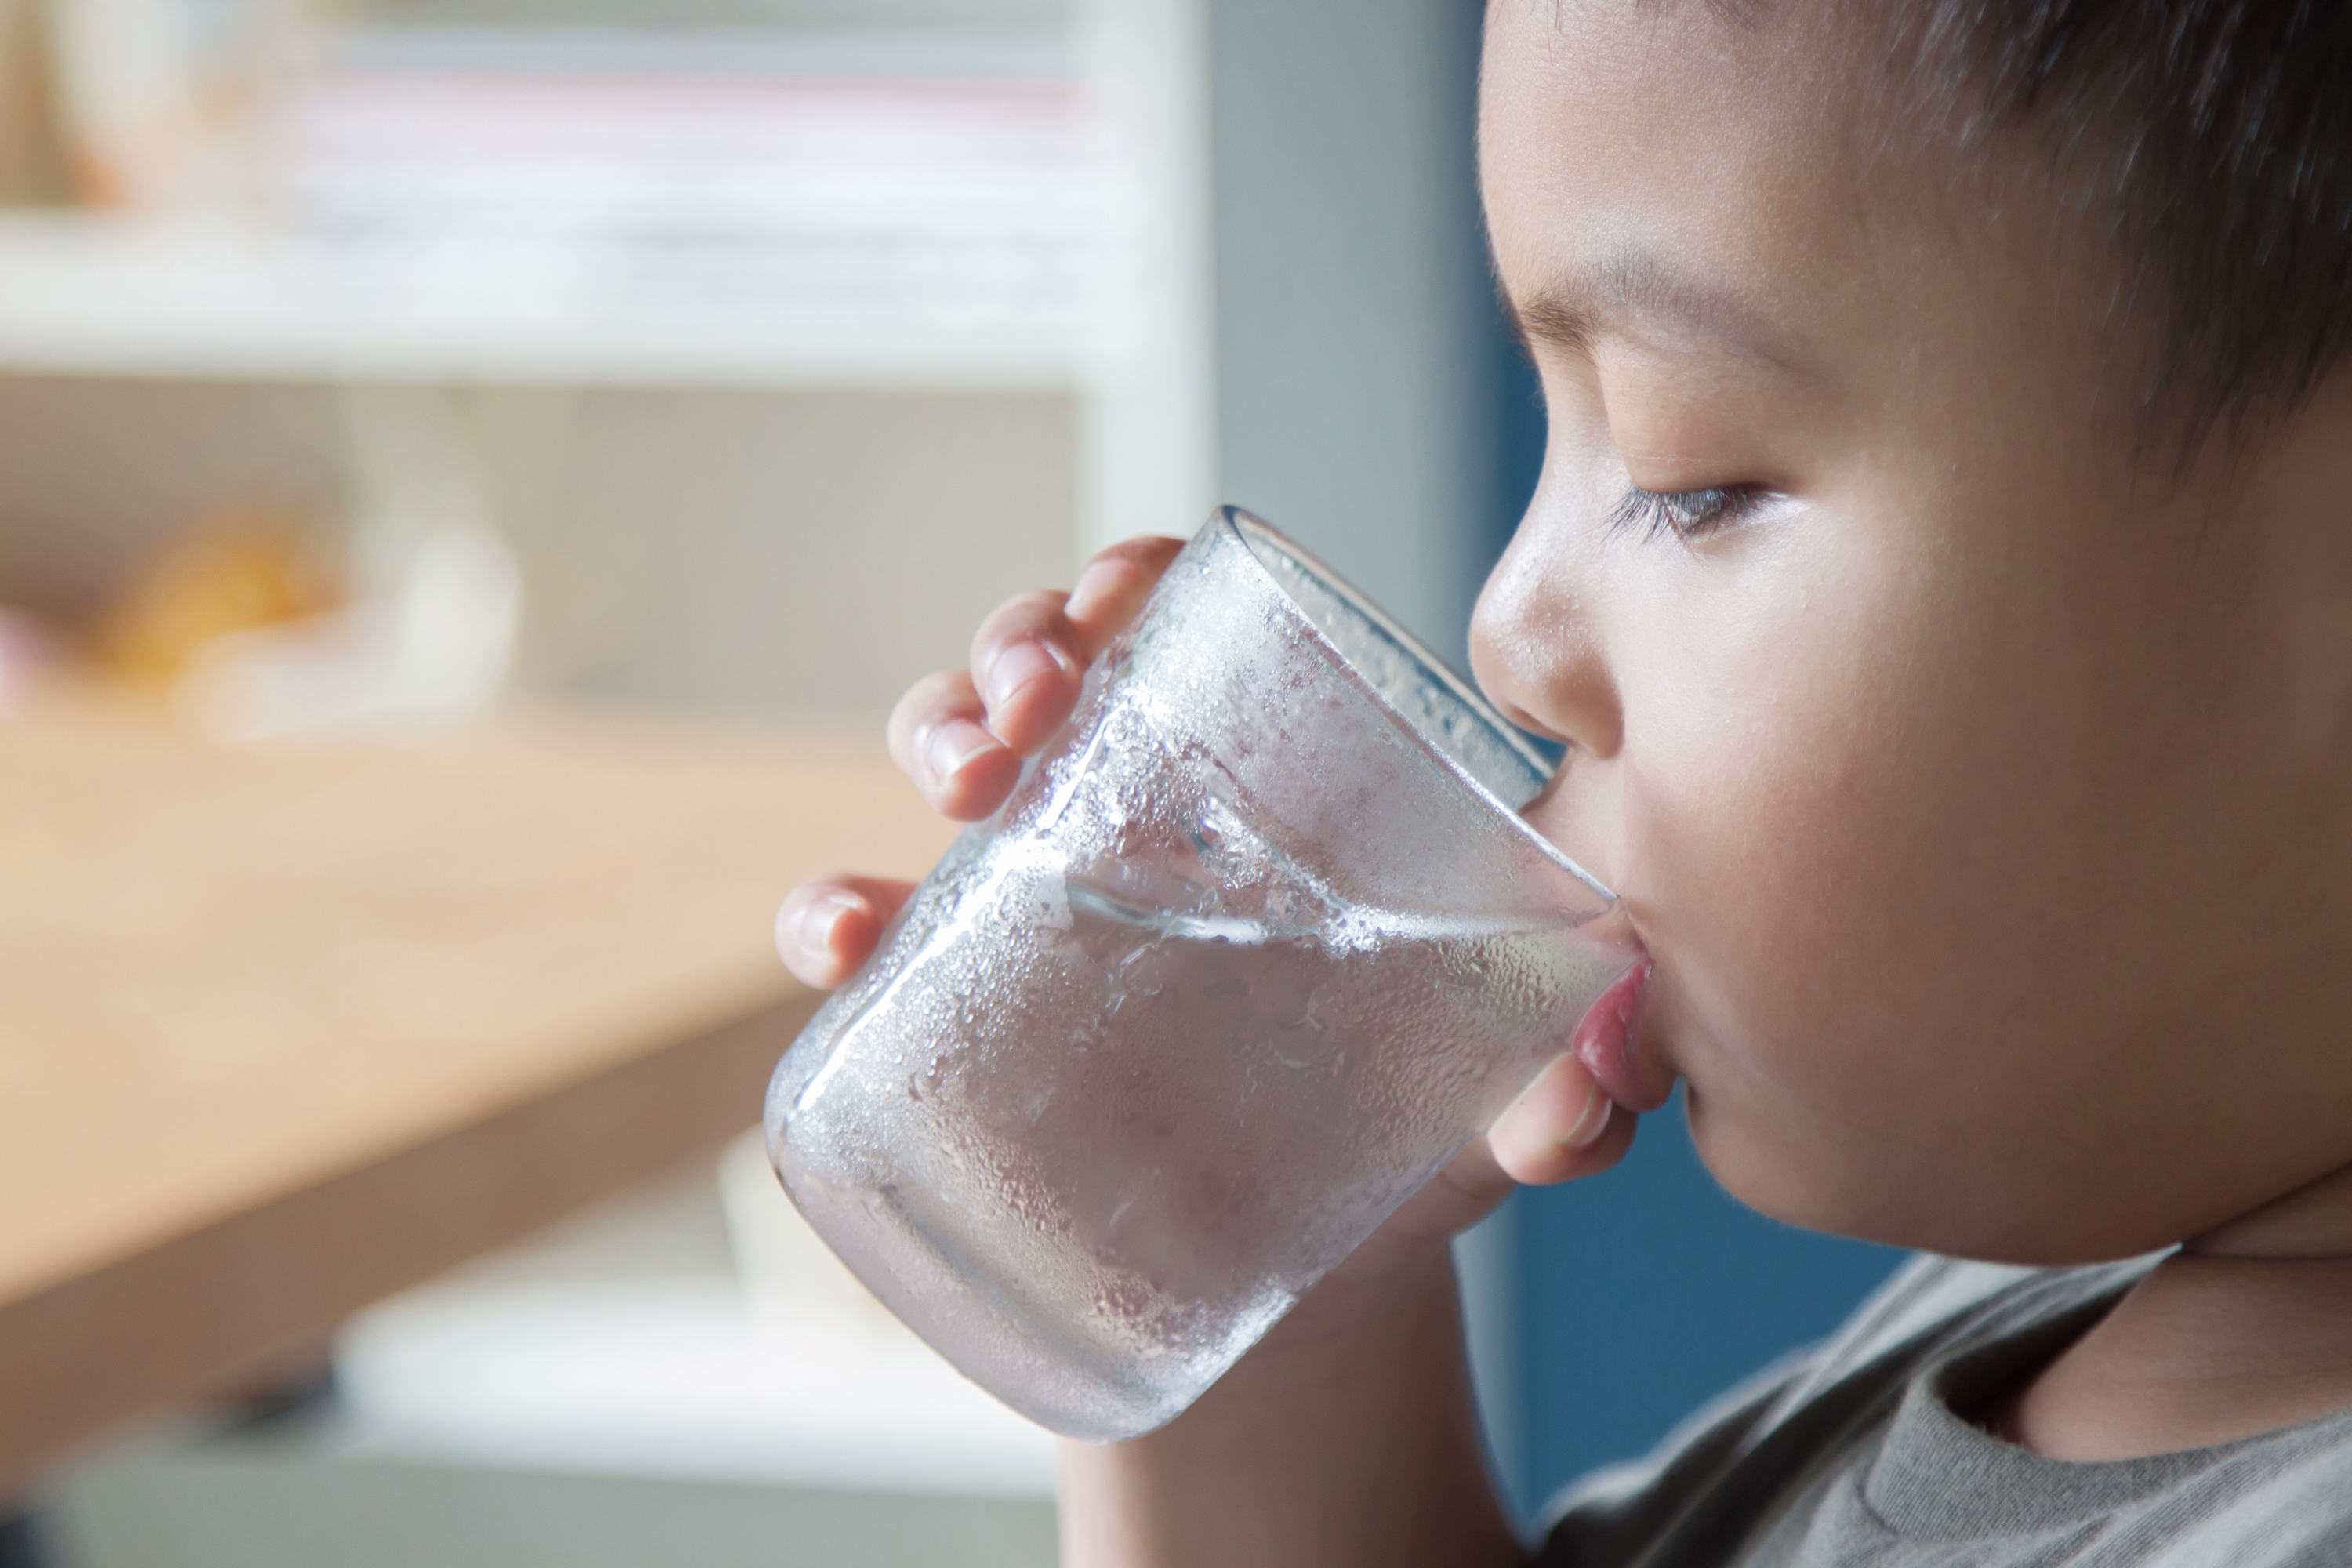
[
  {"left": 1606, "top": 481, "right": 2283, "bottom": 1258},
  {"left": 1604, "top": 510, "right": 2134, "bottom": 1239},
  {"left": 1614, "top": 538, "right": 1932, "bottom": 1089}
]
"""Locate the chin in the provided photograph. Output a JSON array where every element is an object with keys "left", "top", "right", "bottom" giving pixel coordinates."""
[{"left": 1682, "top": 1088, "right": 2144, "bottom": 1266}]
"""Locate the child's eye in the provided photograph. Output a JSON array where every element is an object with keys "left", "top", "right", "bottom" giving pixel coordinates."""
[{"left": 1607, "top": 482, "right": 1769, "bottom": 543}]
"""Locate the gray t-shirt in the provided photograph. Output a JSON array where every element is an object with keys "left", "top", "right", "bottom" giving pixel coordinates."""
[{"left": 1537, "top": 1254, "right": 2352, "bottom": 1566}]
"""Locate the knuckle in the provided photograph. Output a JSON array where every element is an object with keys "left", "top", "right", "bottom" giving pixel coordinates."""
[
  {"left": 972, "top": 591, "right": 1074, "bottom": 662},
  {"left": 1100, "top": 534, "right": 1182, "bottom": 565},
  {"left": 996, "top": 586, "right": 1070, "bottom": 628}
]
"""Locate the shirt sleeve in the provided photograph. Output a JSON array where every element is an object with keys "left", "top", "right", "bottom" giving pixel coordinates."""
[
  {"left": 2143, "top": 1443, "right": 2352, "bottom": 1567},
  {"left": 1531, "top": 1254, "right": 2023, "bottom": 1567},
  {"left": 1531, "top": 1350, "right": 1820, "bottom": 1568}
]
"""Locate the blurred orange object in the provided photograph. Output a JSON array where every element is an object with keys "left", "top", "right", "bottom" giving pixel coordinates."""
[{"left": 96, "top": 512, "right": 337, "bottom": 686}]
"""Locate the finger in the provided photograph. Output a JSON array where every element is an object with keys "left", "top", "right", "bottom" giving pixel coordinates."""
[
  {"left": 1486, "top": 1052, "right": 1640, "bottom": 1187},
  {"left": 1328, "top": 1072, "right": 1642, "bottom": 1287},
  {"left": 1394, "top": 1136, "right": 1520, "bottom": 1250},
  {"left": 1327, "top": 1134, "right": 1520, "bottom": 1283},
  {"left": 775, "top": 875, "right": 917, "bottom": 989},
  {"left": 968, "top": 589, "right": 1086, "bottom": 754},
  {"left": 1062, "top": 535, "right": 1185, "bottom": 658},
  {"left": 887, "top": 667, "right": 1025, "bottom": 820},
  {"left": 968, "top": 537, "right": 1187, "bottom": 756}
]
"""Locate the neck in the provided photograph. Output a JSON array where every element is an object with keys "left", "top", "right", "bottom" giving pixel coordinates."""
[
  {"left": 2183, "top": 1163, "right": 2352, "bottom": 1260},
  {"left": 1993, "top": 1163, "right": 2352, "bottom": 1461}
]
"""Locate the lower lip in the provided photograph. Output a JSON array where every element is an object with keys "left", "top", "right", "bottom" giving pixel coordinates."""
[{"left": 1571, "top": 956, "right": 1663, "bottom": 1112}]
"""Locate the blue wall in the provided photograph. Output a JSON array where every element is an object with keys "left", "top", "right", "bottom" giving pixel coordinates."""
[{"left": 1508, "top": 1094, "right": 1902, "bottom": 1519}]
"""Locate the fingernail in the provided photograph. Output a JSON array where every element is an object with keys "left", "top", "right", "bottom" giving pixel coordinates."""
[
  {"left": 1561, "top": 1088, "right": 1613, "bottom": 1151},
  {"left": 984, "top": 640, "right": 1065, "bottom": 717},
  {"left": 794, "top": 891, "right": 862, "bottom": 957},
  {"left": 924, "top": 719, "right": 999, "bottom": 786}
]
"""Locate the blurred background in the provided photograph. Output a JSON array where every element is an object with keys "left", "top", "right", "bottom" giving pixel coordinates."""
[{"left": 0, "top": 0, "right": 1896, "bottom": 1562}]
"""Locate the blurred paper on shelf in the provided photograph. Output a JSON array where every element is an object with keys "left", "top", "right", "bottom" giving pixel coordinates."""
[
  {"left": 263, "top": 26, "right": 1102, "bottom": 319},
  {"left": 5, "top": 2, "right": 1107, "bottom": 327},
  {"left": 0, "top": 5, "right": 1113, "bottom": 386}
]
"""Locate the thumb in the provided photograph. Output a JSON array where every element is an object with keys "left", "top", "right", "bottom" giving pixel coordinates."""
[{"left": 1486, "top": 1051, "right": 1637, "bottom": 1187}]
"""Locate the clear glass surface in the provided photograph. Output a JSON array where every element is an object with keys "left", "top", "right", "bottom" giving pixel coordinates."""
[{"left": 766, "top": 508, "right": 1633, "bottom": 1441}]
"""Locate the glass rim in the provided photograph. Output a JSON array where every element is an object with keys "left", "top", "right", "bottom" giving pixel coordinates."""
[{"left": 1215, "top": 506, "right": 1617, "bottom": 908}]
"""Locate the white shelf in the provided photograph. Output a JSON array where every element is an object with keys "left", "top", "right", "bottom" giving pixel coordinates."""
[
  {"left": 333, "top": 1274, "right": 1062, "bottom": 1498},
  {"left": 0, "top": 213, "right": 1091, "bottom": 389}
]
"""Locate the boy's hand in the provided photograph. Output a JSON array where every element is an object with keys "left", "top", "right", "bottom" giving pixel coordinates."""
[
  {"left": 776, "top": 533, "right": 1635, "bottom": 1254},
  {"left": 775, "top": 534, "right": 1629, "bottom": 1567},
  {"left": 772, "top": 535, "right": 1183, "bottom": 990}
]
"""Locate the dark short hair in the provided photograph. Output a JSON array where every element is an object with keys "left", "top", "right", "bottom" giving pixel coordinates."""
[{"left": 1894, "top": 0, "right": 2352, "bottom": 452}]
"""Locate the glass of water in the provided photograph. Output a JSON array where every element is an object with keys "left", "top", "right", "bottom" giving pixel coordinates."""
[{"left": 766, "top": 508, "right": 1633, "bottom": 1442}]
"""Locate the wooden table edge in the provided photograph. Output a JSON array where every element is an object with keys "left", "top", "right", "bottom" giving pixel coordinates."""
[{"left": 0, "top": 985, "right": 820, "bottom": 1495}]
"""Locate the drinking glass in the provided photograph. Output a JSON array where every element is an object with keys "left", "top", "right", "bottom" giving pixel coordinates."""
[{"left": 767, "top": 508, "right": 1633, "bottom": 1441}]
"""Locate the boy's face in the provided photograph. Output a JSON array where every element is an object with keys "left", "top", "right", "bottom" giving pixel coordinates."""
[{"left": 1475, "top": 0, "right": 2352, "bottom": 1261}]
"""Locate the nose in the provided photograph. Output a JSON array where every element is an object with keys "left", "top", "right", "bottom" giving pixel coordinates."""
[{"left": 1468, "top": 511, "right": 1625, "bottom": 761}]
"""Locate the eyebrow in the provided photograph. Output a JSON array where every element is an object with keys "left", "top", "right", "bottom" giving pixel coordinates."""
[{"left": 1503, "top": 250, "right": 1804, "bottom": 374}]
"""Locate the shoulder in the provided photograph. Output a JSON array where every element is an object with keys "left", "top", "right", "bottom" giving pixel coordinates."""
[
  {"left": 1535, "top": 1253, "right": 2160, "bottom": 1566},
  {"left": 2132, "top": 1417, "right": 2352, "bottom": 1568}
]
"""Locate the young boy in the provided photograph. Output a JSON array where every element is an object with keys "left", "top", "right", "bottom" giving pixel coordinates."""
[{"left": 777, "top": 0, "right": 2352, "bottom": 1561}]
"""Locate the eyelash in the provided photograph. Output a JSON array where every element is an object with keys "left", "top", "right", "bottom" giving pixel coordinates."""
[{"left": 1607, "top": 483, "right": 1768, "bottom": 543}]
